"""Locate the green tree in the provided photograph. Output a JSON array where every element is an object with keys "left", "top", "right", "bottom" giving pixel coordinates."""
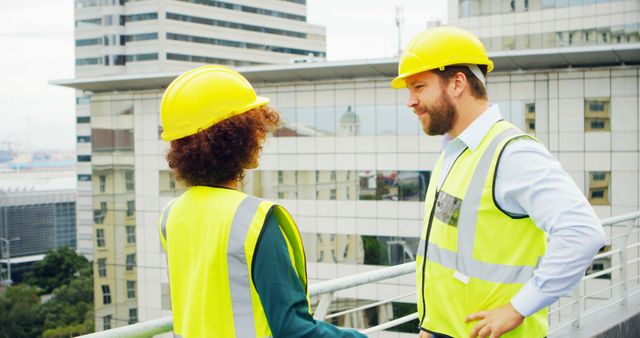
[
  {"left": 40, "top": 273, "right": 94, "bottom": 338},
  {"left": 362, "top": 236, "right": 388, "bottom": 265},
  {"left": 0, "top": 285, "right": 44, "bottom": 338},
  {"left": 25, "top": 247, "right": 91, "bottom": 294}
]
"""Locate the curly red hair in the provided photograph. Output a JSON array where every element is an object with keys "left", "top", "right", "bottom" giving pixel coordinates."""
[{"left": 166, "top": 105, "right": 279, "bottom": 187}]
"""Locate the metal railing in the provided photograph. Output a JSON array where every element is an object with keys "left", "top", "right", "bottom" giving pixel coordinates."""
[{"left": 79, "top": 211, "right": 640, "bottom": 337}]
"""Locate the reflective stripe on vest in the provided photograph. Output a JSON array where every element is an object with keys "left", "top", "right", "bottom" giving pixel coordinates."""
[
  {"left": 227, "top": 195, "right": 263, "bottom": 338},
  {"left": 417, "top": 127, "right": 528, "bottom": 283}
]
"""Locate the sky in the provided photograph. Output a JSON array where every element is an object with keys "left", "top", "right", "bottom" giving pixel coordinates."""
[{"left": 0, "top": 0, "right": 446, "bottom": 153}]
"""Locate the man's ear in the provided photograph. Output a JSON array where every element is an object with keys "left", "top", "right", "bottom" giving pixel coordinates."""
[{"left": 449, "top": 71, "right": 467, "bottom": 98}]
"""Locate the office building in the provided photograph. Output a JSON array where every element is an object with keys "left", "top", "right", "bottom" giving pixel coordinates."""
[{"left": 0, "top": 170, "right": 76, "bottom": 283}]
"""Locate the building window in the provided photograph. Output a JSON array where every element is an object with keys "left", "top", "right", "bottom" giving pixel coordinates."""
[
  {"left": 330, "top": 189, "right": 337, "bottom": 200},
  {"left": 126, "top": 225, "right": 136, "bottom": 244},
  {"left": 126, "top": 200, "right": 135, "bottom": 217},
  {"left": 103, "top": 315, "right": 112, "bottom": 330},
  {"left": 77, "top": 155, "right": 91, "bottom": 162},
  {"left": 76, "top": 96, "right": 91, "bottom": 105},
  {"left": 101, "top": 285, "right": 111, "bottom": 304},
  {"left": 586, "top": 245, "right": 612, "bottom": 279},
  {"left": 525, "top": 103, "right": 535, "bottom": 133},
  {"left": 77, "top": 116, "right": 91, "bottom": 123},
  {"left": 96, "top": 229, "right": 106, "bottom": 247},
  {"left": 585, "top": 98, "right": 610, "bottom": 132},
  {"left": 125, "top": 171, "right": 135, "bottom": 190},
  {"left": 330, "top": 170, "right": 336, "bottom": 181},
  {"left": 97, "top": 258, "right": 107, "bottom": 277},
  {"left": 94, "top": 201, "right": 107, "bottom": 224},
  {"left": 127, "top": 280, "right": 136, "bottom": 299},
  {"left": 77, "top": 135, "right": 91, "bottom": 143},
  {"left": 126, "top": 254, "right": 136, "bottom": 271},
  {"left": 129, "top": 308, "right": 138, "bottom": 325},
  {"left": 588, "top": 171, "right": 610, "bottom": 205},
  {"left": 169, "top": 172, "right": 176, "bottom": 190},
  {"left": 99, "top": 175, "right": 106, "bottom": 192},
  {"left": 278, "top": 170, "right": 284, "bottom": 184},
  {"left": 78, "top": 174, "right": 92, "bottom": 182}
]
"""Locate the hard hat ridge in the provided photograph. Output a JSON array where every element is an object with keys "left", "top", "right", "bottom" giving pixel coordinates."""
[
  {"left": 391, "top": 26, "right": 494, "bottom": 88},
  {"left": 160, "top": 65, "right": 269, "bottom": 141}
]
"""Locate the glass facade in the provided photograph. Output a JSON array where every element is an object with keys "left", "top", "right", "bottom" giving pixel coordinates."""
[
  {"left": 454, "top": 0, "right": 640, "bottom": 52},
  {"left": 459, "top": 0, "right": 625, "bottom": 17},
  {"left": 178, "top": 0, "right": 306, "bottom": 22},
  {"left": 166, "top": 13, "right": 308, "bottom": 39},
  {"left": 166, "top": 31, "right": 325, "bottom": 57},
  {"left": 0, "top": 202, "right": 76, "bottom": 257}
]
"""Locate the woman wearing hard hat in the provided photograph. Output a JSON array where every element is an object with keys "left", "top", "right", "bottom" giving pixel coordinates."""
[{"left": 158, "top": 65, "right": 365, "bottom": 338}]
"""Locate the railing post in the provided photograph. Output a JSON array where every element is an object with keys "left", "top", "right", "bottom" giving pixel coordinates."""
[
  {"left": 571, "top": 281, "right": 582, "bottom": 328},
  {"left": 621, "top": 221, "right": 633, "bottom": 305},
  {"left": 313, "top": 292, "right": 334, "bottom": 320}
]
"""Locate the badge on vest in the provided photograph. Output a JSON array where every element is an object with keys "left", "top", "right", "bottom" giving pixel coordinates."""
[
  {"left": 454, "top": 270, "right": 470, "bottom": 284},
  {"left": 435, "top": 191, "right": 462, "bottom": 227}
]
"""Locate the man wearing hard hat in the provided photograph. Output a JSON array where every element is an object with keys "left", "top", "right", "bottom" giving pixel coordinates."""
[
  {"left": 392, "top": 26, "right": 605, "bottom": 338},
  {"left": 158, "top": 65, "right": 365, "bottom": 338}
]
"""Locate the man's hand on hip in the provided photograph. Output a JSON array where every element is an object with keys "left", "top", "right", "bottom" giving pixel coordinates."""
[
  {"left": 418, "top": 330, "right": 432, "bottom": 338},
  {"left": 465, "top": 303, "right": 524, "bottom": 338}
]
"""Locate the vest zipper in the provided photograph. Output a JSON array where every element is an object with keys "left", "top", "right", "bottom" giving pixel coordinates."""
[
  {"left": 419, "top": 190, "right": 438, "bottom": 327},
  {"left": 419, "top": 146, "right": 468, "bottom": 328}
]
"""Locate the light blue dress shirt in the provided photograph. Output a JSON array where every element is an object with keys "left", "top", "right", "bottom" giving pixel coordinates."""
[{"left": 437, "top": 104, "right": 606, "bottom": 317}]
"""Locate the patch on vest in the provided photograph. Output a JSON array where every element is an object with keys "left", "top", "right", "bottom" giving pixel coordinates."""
[{"left": 435, "top": 191, "right": 462, "bottom": 227}]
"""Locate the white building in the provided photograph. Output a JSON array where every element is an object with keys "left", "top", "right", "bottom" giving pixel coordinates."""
[{"left": 55, "top": 44, "right": 640, "bottom": 333}]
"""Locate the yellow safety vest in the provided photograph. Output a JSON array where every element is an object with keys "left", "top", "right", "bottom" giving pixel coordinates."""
[
  {"left": 417, "top": 120, "right": 548, "bottom": 338},
  {"left": 158, "top": 186, "right": 308, "bottom": 338}
]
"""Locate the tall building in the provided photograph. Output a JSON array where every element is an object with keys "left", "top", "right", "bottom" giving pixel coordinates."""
[
  {"left": 0, "top": 170, "right": 76, "bottom": 283},
  {"left": 72, "top": 0, "right": 326, "bottom": 330},
  {"left": 449, "top": 0, "right": 639, "bottom": 51}
]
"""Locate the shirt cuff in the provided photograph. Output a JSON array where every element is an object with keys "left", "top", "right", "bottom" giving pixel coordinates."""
[{"left": 510, "top": 281, "right": 558, "bottom": 317}]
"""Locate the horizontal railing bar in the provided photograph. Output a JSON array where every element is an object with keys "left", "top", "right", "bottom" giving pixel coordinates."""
[
  {"left": 582, "top": 282, "right": 623, "bottom": 299},
  {"left": 584, "top": 265, "right": 620, "bottom": 280},
  {"left": 325, "top": 292, "right": 416, "bottom": 319},
  {"left": 593, "top": 249, "right": 622, "bottom": 260},
  {"left": 548, "top": 299, "right": 578, "bottom": 315},
  {"left": 601, "top": 212, "right": 640, "bottom": 226},
  {"left": 309, "top": 262, "right": 414, "bottom": 297},
  {"left": 78, "top": 317, "right": 173, "bottom": 338},
  {"left": 359, "top": 312, "right": 419, "bottom": 334}
]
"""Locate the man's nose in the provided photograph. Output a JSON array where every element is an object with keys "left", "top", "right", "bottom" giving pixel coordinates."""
[{"left": 406, "top": 93, "right": 419, "bottom": 108}]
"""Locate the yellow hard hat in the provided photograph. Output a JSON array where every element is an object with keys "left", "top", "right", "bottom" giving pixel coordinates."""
[
  {"left": 390, "top": 26, "right": 494, "bottom": 89},
  {"left": 160, "top": 65, "right": 269, "bottom": 141}
]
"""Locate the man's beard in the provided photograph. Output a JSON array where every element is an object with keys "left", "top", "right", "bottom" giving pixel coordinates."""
[{"left": 414, "top": 93, "right": 457, "bottom": 136}]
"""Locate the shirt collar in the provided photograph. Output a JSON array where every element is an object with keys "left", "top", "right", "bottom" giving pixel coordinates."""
[{"left": 441, "top": 104, "right": 502, "bottom": 152}]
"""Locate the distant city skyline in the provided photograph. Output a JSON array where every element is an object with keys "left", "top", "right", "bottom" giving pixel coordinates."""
[{"left": 0, "top": 0, "right": 445, "bottom": 152}]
